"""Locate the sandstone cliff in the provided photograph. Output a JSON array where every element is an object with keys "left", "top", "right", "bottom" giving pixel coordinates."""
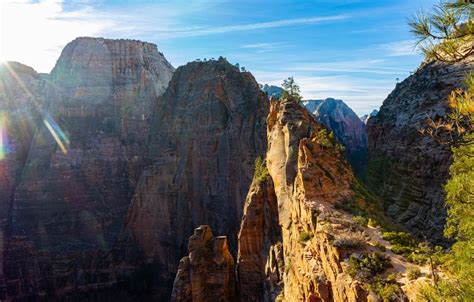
[
  {"left": 237, "top": 176, "right": 283, "bottom": 302},
  {"left": 171, "top": 225, "right": 236, "bottom": 302},
  {"left": 366, "top": 56, "right": 473, "bottom": 242},
  {"left": 0, "top": 62, "right": 45, "bottom": 297},
  {"left": 303, "top": 98, "right": 368, "bottom": 176},
  {"left": 172, "top": 98, "right": 415, "bottom": 301},
  {"left": 120, "top": 57, "right": 268, "bottom": 300},
  {"left": 264, "top": 98, "right": 368, "bottom": 301},
  {"left": 2, "top": 37, "right": 174, "bottom": 299}
]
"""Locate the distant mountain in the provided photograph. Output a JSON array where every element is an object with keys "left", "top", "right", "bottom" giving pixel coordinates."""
[
  {"left": 261, "top": 84, "right": 283, "bottom": 98},
  {"left": 303, "top": 98, "right": 368, "bottom": 175},
  {"left": 360, "top": 109, "right": 379, "bottom": 124}
]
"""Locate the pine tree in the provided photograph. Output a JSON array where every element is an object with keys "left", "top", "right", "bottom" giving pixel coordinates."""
[
  {"left": 281, "top": 77, "right": 302, "bottom": 102},
  {"left": 412, "top": 1, "right": 474, "bottom": 300},
  {"left": 409, "top": 0, "right": 473, "bottom": 63}
]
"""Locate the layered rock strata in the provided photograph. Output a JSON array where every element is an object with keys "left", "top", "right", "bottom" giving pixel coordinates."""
[
  {"left": 3, "top": 37, "right": 174, "bottom": 299},
  {"left": 171, "top": 225, "right": 236, "bottom": 302},
  {"left": 237, "top": 176, "right": 283, "bottom": 302},
  {"left": 0, "top": 62, "right": 45, "bottom": 297},
  {"left": 265, "top": 98, "right": 368, "bottom": 301},
  {"left": 366, "top": 56, "right": 474, "bottom": 242},
  {"left": 120, "top": 57, "right": 268, "bottom": 299}
]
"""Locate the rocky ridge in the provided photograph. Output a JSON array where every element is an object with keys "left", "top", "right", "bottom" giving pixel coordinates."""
[
  {"left": 366, "top": 56, "right": 474, "bottom": 242},
  {"left": 264, "top": 98, "right": 366, "bottom": 301},
  {"left": 171, "top": 98, "right": 381, "bottom": 301},
  {"left": 360, "top": 109, "right": 379, "bottom": 124},
  {"left": 120, "top": 57, "right": 268, "bottom": 300}
]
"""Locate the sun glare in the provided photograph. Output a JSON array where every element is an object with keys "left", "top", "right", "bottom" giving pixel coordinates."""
[{"left": 0, "top": 113, "right": 8, "bottom": 161}]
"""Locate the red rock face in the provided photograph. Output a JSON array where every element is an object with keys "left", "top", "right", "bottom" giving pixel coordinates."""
[
  {"left": 120, "top": 58, "right": 268, "bottom": 300},
  {"left": 0, "top": 62, "right": 44, "bottom": 297},
  {"left": 237, "top": 177, "right": 283, "bottom": 302},
  {"left": 171, "top": 225, "right": 236, "bottom": 302},
  {"left": 2, "top": 38, "right": 174, "bottom": 299},
  {"left": 366, "top": 56, "right": 473, "bottom": 242}
]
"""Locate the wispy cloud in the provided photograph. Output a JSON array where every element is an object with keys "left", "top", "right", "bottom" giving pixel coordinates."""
[
  {"left": 241, "top": 42, "right": 286, "bottom": 53},
  {"left": 378, "top": 39, "right": 417, "bottom": 57},
  {"left": 148, "top": 14, "right": 350, "bottom": 38}
]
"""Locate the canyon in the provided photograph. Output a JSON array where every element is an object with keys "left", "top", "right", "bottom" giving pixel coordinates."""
[
  {"left": 0, "top": 36, "right": 471, "bottom": 301},
  {"left": 366, "top": 55, "right": 474, "bottom": 243}
]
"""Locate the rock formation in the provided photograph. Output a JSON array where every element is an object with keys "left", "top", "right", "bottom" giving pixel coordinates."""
[
  {"left": 303, "top": 98, "right": 368, "bottom": 175},
  {"left": 261, "top": 84, "right": 283, "bottom": 98},
  {"left": 0, "top": 62, "right": 46, "bottom": 297},
  {"left": 366, "top": 56, "right": 474, "bottom": 242},
  {"left": 360, "top": 109, "right": 378, "bottom": 124},
  {"left": 237, "top": 176, "right": 283, "bottom": 302},
  {"left": 171, "top": 225, "right": 236, "bottom": 302},
  {"left": 264, "top": 97, "right": 368, "bottom": 301},
  {"left": 2, "top": 37, "right": 174, "bottom": 299},
  {"left": 120, "top": 57, "right": 268, "bottom": 300}
]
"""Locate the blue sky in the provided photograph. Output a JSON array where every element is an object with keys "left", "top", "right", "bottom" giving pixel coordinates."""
[{"left": 1, "top": 0, "right": 438, "bottom": 115}]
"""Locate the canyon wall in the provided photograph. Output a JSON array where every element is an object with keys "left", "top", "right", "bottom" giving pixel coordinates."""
[
  {"left": 120, "top": 57, "right": 269, "bottom": 299},
  {"left": 0, "top": 62, "right": 46, "bottom": 297},
  {"left": 2, "top": 37, "right": 174, "bottom": 299},
  {"left": 172, "top": 98, "right": 376, "bottom": 301},
  {"left": 366, "top": 56, "right": 473, "bottom": 242}
]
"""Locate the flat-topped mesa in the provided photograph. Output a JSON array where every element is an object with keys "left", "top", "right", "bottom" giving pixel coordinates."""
[
  {"left": 50, "top": 36, "right": 173, "bottom": 122},
  {"left": 3, "top": 38, "right": 174, "bottom": 299},
  {"left": 120, "top": 57, "right": 268, "bottom": 300},
  {"left": 171, "top": 225, "right": 236, "bottom": 302},
  {"left": 366, "top": 54, "right": 474, "bottom": 243}
]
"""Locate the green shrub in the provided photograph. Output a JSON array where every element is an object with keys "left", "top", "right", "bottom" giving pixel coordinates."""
[
  {"left": 353, "top": 216, "right": 368, "bottom": 226},
  {"left": 382, "top": 231, "right": 419, "bottom": 259},
  {"left": 299, "top": 231, "right": 312, "bottom": 243},
  {"left": 382, "top": 231, "right": 415, "bottom": 246},
  {"left": 254, "top": 157, "right": 270, "bottom": 183},
  {"left": 367, "top": 218, "right": 379, "bottom": 228},
  {"left": 373, "top": 241, "right": 386, "bottom": 252},
  {"left": 316, "top": 129, "right": 335, "bottom": 148},
  {"left": 347, "top": 252, "right": 392, "bottom": 281},
  {"left": 407, "top": 266, "right": 421, "bottom": 280},
  {"left": 405, "top": 252, "right": 429, "bottom": 265},
  {"left": 370, "top": 278, "right": 403, "bottom": 302},
  {"left": 391, "top": 244, "right": 414, "bottom": 255}
]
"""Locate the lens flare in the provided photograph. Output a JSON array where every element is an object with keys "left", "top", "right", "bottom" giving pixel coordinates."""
[
  {"left": 44, "top": 113, "right": 69, "bottom": 155},
  {"left": 1, "top": 61, "right": 70, "bottom": 156},
  {"left": 0, "top": 112, "right": 9, "bottom": 160}
]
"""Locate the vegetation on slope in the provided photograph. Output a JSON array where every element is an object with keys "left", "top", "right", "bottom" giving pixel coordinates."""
[{"left": 410, "top": 1, "right": 473, "bottom": 300}]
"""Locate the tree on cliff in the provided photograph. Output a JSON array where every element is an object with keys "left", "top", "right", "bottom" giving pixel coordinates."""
[
  {"left": 409, "top": 0, "right": 473, "bottom": 63},
  {"left": 413, "top": 0, "right": 473, "bottom": 146},
  {"left": 281, "top": 77, "right": 302, "bottom": 102},
  {"left": 411, "top": 1, "right": 473, "bottom": 301}
]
